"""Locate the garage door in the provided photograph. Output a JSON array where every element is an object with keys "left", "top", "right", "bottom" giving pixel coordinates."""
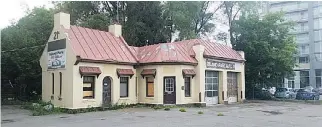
[
  {"left": 227, "top": 72, "right": 238, "bottom": 103},
  {"left": 205, "top": 71, "right": 219, "bottom": 105}
]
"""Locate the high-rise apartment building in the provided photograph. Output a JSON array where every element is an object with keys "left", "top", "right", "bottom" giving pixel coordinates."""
[{"left": 261, "top": 1, "right": 322, "bottom": 88}]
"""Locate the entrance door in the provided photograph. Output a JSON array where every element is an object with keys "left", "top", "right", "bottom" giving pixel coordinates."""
[
  {"left": 227, "top": 72, "right": 238, "bottom": 103},
  {"left": 205, "top": 71, "right": 219, "bottom": 105},
  {"left": 102, "top": 76, "right": 112, "bottom": 105},
  {"left": 164, "top": 77, "right": 176, "bottom": 104}
]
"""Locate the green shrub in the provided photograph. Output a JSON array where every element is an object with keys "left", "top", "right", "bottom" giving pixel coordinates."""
[
  {"left": 65, "top": 109, "right": 78, "bottom": 114},
  {"left": 179, "top": 108, "right": 186, "bottom": 112},
  {"left": 23, "top": 100, "right": 138, "bottom": 116},
  {"left": 153, "top": 106, "right": 163, "bottom": 110},
  {"left": 194, "top": 103, "right": 203, "bottom": 107},
  {"left": 164, "top": 107, "right": 170, "bottom": 111},
  {"left": 217, "top": 113, "right": 224, "bottom": 116},
  {"left": 198, "top": 111, "right": 203, "bottom": 114}
]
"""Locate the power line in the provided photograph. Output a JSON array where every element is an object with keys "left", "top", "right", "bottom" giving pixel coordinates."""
[{"left": 1, "top": 44, "right": 46, "bottom": 53}]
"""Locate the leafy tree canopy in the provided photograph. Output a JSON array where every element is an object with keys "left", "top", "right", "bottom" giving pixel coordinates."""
[
  {"left": 233, "top": 12, "right": 297, "bottom": 86},
  {"left": 1, "top": 7, "right": 54, "bottom": 99}
]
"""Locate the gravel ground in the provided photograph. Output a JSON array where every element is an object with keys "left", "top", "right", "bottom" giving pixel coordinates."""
[{"left": 2, "top": 101, "right": 322, "bottom": 127}]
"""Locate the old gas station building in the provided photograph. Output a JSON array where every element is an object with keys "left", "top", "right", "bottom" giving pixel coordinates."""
[{"left": 39, "top": 12, "right": 245, "bottom": 109}]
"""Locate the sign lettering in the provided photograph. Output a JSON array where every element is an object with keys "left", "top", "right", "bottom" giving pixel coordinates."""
[
  {"left": 48, "top": 49, "right": 66, "bottom": 69},
  {"left": 206, "top": 59, "right": 235, "bottom": 70}
]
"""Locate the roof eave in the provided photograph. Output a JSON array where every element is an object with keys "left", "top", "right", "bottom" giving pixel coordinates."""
[{"left": 75, "top": 57, "right": 137, "bottom": 66}]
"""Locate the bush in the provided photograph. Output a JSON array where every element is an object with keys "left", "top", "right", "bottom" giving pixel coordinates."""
[
  {"left": 217, "top": 113, "right": 224, "bottom": 116},
  {"left": 21, "top": 101, "right": 59, "bottom": 116},
  {"left": 164, "top": 107, "right": 170, "bottom": 111},
  {"left": 22, "top": 101, "right": 139, "bottom": 116},
  {"left": 194, "top": 103, "right": 203, "bottom": 107},
  {"left": 198, "top": 111, "right": 203, "bottom": 114},
  {"left": 179, "top": 108, "right": 186, "bottom": 112},
  {"left": 153, "top": 106, "right": 163, "bottom": 110},
  {"left": 257, "top": 90, "right": 274, "bottom": 100},
  {"left": 246, "top": 85, "right": 274, "bottom": 100}
]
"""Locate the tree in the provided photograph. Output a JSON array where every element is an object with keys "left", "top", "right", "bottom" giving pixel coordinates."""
[
  {"left": 232, "top": 12, "right": 297, "bottom": 97},
  {"left": 1, "top": 7, "right": 54, "bottom": 100},
  {"left": 220, "top": 1, "right": 259, "bottom": 45},
  {"left": 164, "top": 1, "right": 221, "bottom": 41},
  {"left": 54, "top": 1, "right": 168, "bottom": 46},
  {"left": 79, "top": 13, "right": 111, "bottom": 31},
  {"left": 124, "top": 1, "right": 167, "bottom": 46},
  {"left": 53, "top": 1, "right": 101, "bottom": 24}
]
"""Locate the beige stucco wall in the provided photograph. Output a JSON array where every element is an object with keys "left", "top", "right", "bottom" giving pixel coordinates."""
[
  {"left": 137, "top": 65, "right": 198, "bottom": 105},
  {"left": 202, "top": 59, "right": 245, "bottom": 104},
  {"left": 193, "top": 45, "right": 245, "bottom": 104},
  {"left": 39, "top": 26, "right": 76, "bottom": 109},
  {"left": 72, "top": 62, "right": 137, "bottom": 109}
]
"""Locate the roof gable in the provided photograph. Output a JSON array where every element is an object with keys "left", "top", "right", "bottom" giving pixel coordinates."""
[{"left": 67, "top": 25, "right": 137, "bottom": 63}]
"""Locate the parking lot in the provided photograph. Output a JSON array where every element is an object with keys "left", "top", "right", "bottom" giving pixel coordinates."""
[{"left": 2, "top": 100, "right": 322, "bottom": 127}]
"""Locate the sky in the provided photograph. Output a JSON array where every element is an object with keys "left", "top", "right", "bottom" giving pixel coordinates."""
[{"left": 0, "top": 0, "right": 53, "bottom": 28}]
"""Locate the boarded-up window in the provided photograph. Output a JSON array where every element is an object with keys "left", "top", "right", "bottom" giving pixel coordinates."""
[
  {"left": 120, "top": 77, "right": 129, "bottom": 98},
  {"left": 83, "top": 76, "right": 95, "bottom": 99},
  {"left": 146, "top": 77, "right": 154, "bottom": 97},
  {"left": 184, "top": 77, "right": 191, "bottom": 97}
]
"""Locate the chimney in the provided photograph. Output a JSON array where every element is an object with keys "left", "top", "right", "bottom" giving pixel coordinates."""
[
  {"left": 54, "top": 12, "right": 70, "bottom": 29},
  {"left": 237, "top": 51, "right": 245, "bottom": 59},
  {"left": 109, "top": 24, "right": 122, "bottom": 37},
  {"left": 192, "top": 44, "right": 205, "bottom": 61}
]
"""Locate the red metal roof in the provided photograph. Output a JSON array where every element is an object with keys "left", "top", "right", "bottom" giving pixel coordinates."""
[
  {"left": 182, "top": 69, "right": 196, "bottom": 76},
  {"left": 174, "top": 39, "right": 245, "bottom": 61},
  {"left": 65, "top": 26, "right": 244, "bottom": 65},
  {"left": 79, "top": 66, "right": 101, "bottom": 75},
  {"left": 67, "top": 25, "right": 137, "bottom": 64},
  {"left": 141, "top": 69, "right": 157, "bottom": 75},
  {"left": 116, "top": 69, "right": 134, "bottom": 75},
  {"left": 137, "top": 39, "right": 244, "bottom": 63},
  {"left": 136, "top": 42, "right": 198, "bottom": 64}
]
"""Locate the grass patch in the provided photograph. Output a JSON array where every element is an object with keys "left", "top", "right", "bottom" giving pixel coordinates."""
[
  {"left": 217, "top": 113, "right": 224, "bottom": 116},
  {"left": 179, "top": 108, "right": 186, "bottom": 112},
  {"left": 197, "top": 111, "right": 203, "bottom": 114}
]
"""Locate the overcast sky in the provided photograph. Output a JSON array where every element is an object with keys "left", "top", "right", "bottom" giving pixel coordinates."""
[{"left": 0, "top": 0, "right": 53, "bottom": 28}]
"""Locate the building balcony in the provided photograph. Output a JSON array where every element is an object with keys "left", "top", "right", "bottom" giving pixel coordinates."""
[
  {"left": 289, "top": 30, "right": 309, "bottom": 35},
  {"left": 270, "top": 1, "right": 295, "bottom": 5},
  {"left": 294, "top": 63, "right": 310, "bottom": 70},
  {"left": 284, "top": 8, "right": 308, "bottom": 14}
]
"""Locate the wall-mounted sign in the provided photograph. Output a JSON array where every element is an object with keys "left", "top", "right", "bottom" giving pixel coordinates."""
[
  {"left": 47, "top": 39, "right": 66, "bottom": 69},
  {"left": 206, "top": 59, "right": 235, "bottom": 70}
]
